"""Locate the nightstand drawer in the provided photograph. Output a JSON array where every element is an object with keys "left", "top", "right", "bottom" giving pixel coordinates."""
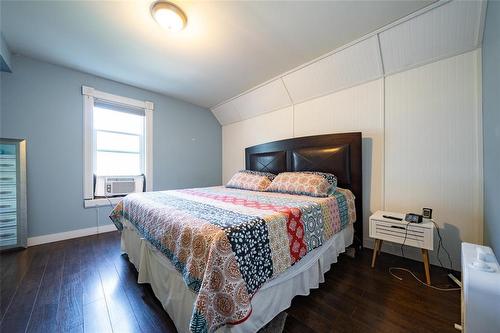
[{"left": 369, "top": 219, "right": 433, "bottom": 250}]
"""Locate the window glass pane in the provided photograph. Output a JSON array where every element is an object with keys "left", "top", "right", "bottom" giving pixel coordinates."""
[
  {"left": 96, "top": 152, "right": 141, "bottom": 176},
  {"left": 96, "top": 131, "right": 140, "bottom": 153},
  {"left": 93, "top": 106, "right": 144, "bottom": 135}
]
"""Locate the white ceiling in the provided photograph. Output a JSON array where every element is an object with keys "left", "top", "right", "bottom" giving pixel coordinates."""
[{"left": 0, "top": 0, "right": 435, "bottom": 108}]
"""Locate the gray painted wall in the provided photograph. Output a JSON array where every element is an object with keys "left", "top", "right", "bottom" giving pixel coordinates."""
[
  {"left": 0, "top": 55, "right": 222, "bottom": 238},
  {"left": 483, "top": 1, "right": 500, "bottom": 256}
]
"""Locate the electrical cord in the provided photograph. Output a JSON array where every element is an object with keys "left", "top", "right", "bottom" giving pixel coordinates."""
[
  {"left": 400, "top": 221, "right": 410, "bottom": 258},
  {"left": 389, "top": 267, "right": 461, "bottom": 291},
  {"left": 93, "top": 192, "right": 117, "bottom": 236},
  {"left": 430, "top": 219, "right": 454, "bottom": 271},
  {"left": 389, "top": 217, "right": 460, "bottom": 292},
  {"left": 103, "top": 191, "right": 116, "bottom": 208}
]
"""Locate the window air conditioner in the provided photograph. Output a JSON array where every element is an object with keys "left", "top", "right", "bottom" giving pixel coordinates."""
[{"left": 94, "top": 175, "right": 144, "bottom": 197}]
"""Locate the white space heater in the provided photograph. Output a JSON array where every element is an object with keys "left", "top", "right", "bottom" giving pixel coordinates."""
[{"left": 460, "top": 242, "right": 500, "bottom": 332}]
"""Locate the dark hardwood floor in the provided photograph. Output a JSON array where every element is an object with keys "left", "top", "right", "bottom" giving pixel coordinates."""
[{"left": 0, "top": 231, "right": 460, "bottom": 333}]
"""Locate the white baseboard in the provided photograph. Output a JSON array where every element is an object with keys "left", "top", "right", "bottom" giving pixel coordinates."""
[{"left": 27, "top": 224, "right": 117, "bottom": 247}]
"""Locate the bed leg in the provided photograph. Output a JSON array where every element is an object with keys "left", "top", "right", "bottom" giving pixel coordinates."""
[{"left": 345, "top": 246, "right": 356, "bottom": 258}]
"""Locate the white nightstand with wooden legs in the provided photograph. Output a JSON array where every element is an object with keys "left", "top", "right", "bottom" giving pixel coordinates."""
[{"left": 369, "top": 210, "right": 434, "bottom": 285}]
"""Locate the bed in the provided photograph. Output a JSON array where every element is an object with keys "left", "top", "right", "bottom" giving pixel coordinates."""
[{"left": 110, "top": 132, "right": 363, "bottom": 333}]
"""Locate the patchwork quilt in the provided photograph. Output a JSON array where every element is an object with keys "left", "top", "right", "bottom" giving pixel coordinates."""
[{"left": 110, "top": 186, "right": 356, "bottom": 333}]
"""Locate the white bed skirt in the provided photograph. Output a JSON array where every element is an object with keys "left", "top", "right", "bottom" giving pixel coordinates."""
[{"left": 121, "top": 220, "right": 354, "bottom": 333}]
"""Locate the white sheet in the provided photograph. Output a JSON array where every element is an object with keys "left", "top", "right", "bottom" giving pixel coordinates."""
[{"left": 121, "top": 219, "right": 353, "bottom": 333}]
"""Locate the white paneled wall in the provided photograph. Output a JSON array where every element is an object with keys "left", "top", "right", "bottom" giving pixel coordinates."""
[
  {"left": 222, "top": 80, "right": 385, "bottom": 257},
  {"left": 222, "top": 107, "right": 294, "bottom": 182},
  {"left": 211, "top": 0, "right": 485, "bottom": 125},
  {"left": 214, "top": 79, "right": 292, "bottom": 124},
  {"left": 294, "top": 79, "right": 385, "bottom": 248},
  {"left": 379, "top": 0, "right": 484, "bottom": 75},
  {"left": 282, "top": 36, "right": 383, "bottom": 104},
  {"left": 385, "top": 50, "right": 482, "bottom": 269},
  {"left": 221, "top": 50, "right": 482, "bottom": 269},
  {"left": 216, "top": 1, "right": 485, "bottom": 268},
  {"left": 233, "top": 79, "right": 291, "bottom": 121},
  {"left": 212, "top": 99, "right": 240, "bottom": 125}
]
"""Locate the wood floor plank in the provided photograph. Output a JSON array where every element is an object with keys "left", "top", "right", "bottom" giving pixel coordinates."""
[
  {"left": 56, "top": 238, "right": 84, "bottom": 332},
  {"left": 0, "top": 249, "right": 48, "bottom": 333},
  {"left": 0, "top": 245, "right": 40, "bottom": 319},
  {"left": 79, "top": 235, "right": 105, "bottom": 305},
  {"left": 99, "top": 232, "right": 176, "bottom": 333},
  {"left": 83, "top": 298, "right": 112, "bottom": 333},
  {"left": 92, "top": 233, "right": 143, "bottom": 333},
  {"left": 25, "top": 242, "right": 66, "bottom": 333},
  {"left": 283, "top": 314, "right": 317, "bottom": 333},
  {"left": 116, "top": 259, "right": 177, "bottom": 333},
  {"left": 0, "top": 231, "right": 461, "bottom": 333},
  {"left": 78, "top": 235, "right": 114, "bottom": 333}
]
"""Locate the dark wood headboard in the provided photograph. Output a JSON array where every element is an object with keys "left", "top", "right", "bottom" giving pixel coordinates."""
[{"left": 245, "top": 132, "right": 363, "bottom": 250}]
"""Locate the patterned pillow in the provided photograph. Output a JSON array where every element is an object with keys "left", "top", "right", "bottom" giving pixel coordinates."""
[
  {"left": 266, "top": 171, "right": 337, "bottom": 197},
  {"left": 226, "top": 170, "right": 276, "bottom": 191}
]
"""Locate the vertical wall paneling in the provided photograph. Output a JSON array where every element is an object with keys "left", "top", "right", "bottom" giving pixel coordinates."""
[
  {"left": 212, "top": 100, "right": 241, "bottom": 126},
  {"left": 381, "top": 71, "right": 386, "bottom": 211},
  {"left": 217, "top": 1, "right": 485, "bottom": 269},
  {"left": 233, "top": 79, "right": 292, "bottom": 121},
  {"left": 379, "top": 0, "right": 484, "bottom": 75},
  {"left": 221, "top": 50, "right": 481, "bottom": 269},
  {"left": 280, "top": 77, "right": 295, "bottom": 136},
  {"left": 293, "top": 79, "right": 385, "bottom": 247},
  {"left": 222, "top": 107, "right": 294, "bottom": 182},
  {"left": 474, "top": 48, "right": 484, "bottom": 244},
  {"left": 213, "top": 79, "right": 292, "bottom": 125},
  {"left": 384, "top": 50, "right": 481, "bottom": 268},
  {"left": 212, "top": 0, "right": 485, "bottom": 124},
  {"left": 282, "top": 36, "right": 383, "bottom": 104}
]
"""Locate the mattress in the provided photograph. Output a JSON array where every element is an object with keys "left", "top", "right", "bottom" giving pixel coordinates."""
[{"left": 110, "top": 186, "right": 356, "bottom": 333}]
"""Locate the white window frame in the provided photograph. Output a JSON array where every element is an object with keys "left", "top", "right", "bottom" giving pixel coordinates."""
[{"left": 82, "top": 86, "right": 153, "bottom": 208}]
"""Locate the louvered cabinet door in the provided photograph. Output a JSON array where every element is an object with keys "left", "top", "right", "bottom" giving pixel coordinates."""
[{"left": 0, "top": 139, "right": 27, "bottom": 250}]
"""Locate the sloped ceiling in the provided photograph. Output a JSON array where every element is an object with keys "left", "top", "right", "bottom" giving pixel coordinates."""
[
  {"left": 213, "top": 0, "right": 486, "bottom": 126},
  {"left": 0, "top": 0, "right": 434, "bottom": 108}
]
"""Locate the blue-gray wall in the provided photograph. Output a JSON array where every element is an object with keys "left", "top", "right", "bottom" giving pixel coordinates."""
[
  {"left": 0, "top": 55, "right": 221, "bottom": 238},
  {"left": 483, "top": 0, "right": 500, "bottom": 256}
]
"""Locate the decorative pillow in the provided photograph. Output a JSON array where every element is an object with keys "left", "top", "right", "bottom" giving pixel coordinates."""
[
  {"left": 226, "top": 170, "right": 276, "bottom": 191},
  {"left": 266, "top": 171, "right": 337, "bottom": 197}
]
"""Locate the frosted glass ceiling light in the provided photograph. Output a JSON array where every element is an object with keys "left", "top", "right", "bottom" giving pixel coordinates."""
[{"left": 151, "top": 1, "right": 187, "bottom": 32}]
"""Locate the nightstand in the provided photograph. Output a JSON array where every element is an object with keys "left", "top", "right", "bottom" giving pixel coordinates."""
[{"left": 369, "top": 210, "right": 434, "bottom": 284}]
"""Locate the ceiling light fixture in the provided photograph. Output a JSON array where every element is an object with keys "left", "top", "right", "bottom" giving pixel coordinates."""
[{"left": 151, "top": 1, "right": 187, "bottom": 32}]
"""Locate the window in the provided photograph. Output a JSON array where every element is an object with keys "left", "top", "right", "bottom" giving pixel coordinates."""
[
  {"left": 94, "top": 104, "right": 144, "bottom": 176},
  {"left": 82, "top": 86, "right": 153, "bottom": 207}
]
